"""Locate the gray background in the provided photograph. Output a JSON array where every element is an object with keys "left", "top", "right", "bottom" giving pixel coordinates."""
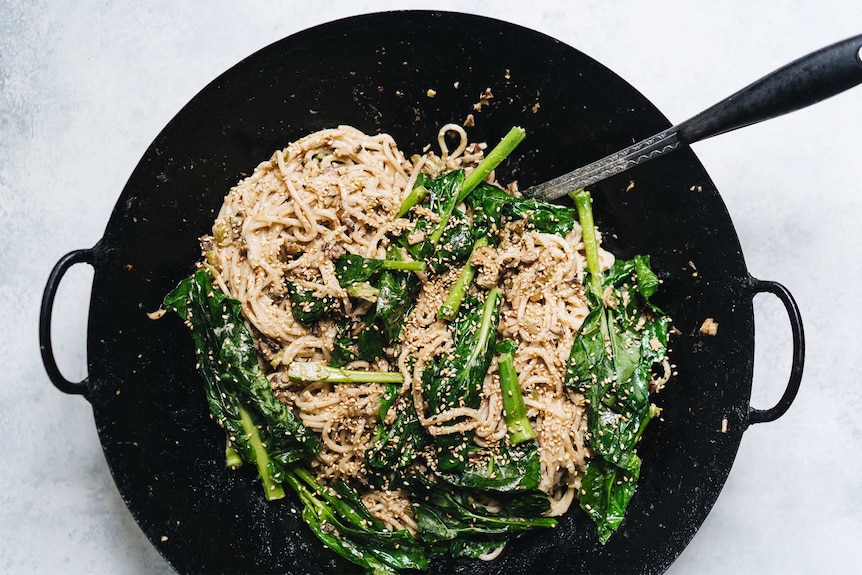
[{"left": 3, "top": 1, "right": 861, "bottom": 573}]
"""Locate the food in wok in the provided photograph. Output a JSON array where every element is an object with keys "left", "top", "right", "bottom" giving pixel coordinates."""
[{"left": 161, "top": 123, "right": 670, "bottom": 573}]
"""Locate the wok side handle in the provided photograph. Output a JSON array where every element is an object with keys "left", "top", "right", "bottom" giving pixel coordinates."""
[
  {"left": 40, "top": 248, "right": 94, "bottom": 397},
  {"left": 747, "top": 278, "right": 805, "bottom": 425}
]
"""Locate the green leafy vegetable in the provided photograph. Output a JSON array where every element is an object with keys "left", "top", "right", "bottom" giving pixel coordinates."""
[
  {"left": 401, "top": 170, "right": 466, "bottom": 262},
  {"left": 330, "top": 317, "right": 386, "bottom": 367},
  {"left": 428, "top": 209, "right": 475, "bottom": 273},
  {"left": 408, "top": 471, "right": 556, "bottom": 551},
  {"left": 423, "top": 289, "right": 502, "bottom": 471},
  {"left": 578, "top": 453, "right": 641, "bottom": 545},
  {"left": 564, "top": 189, "right": 669, "bottom": 543},
  {"left": 401, "top": 127, "right": 525, "bottom": 264},
  {"left": 365, "top": 399, "right": 430, "bottom": 479},
  {"left": 335, "top": 254, "right": 425, "bottom": 287},
  {"left": 332, "top": 248, "right": 423, "bottom": 360},
  {"left": 470, "top": 183, "right": 577, "bottom": 237},
  {"left": 374, "top": 249, "right": 418, "bottom": 343},
  {"left": 286, "top": 282, "right": 340, "bottom": 326},
  {"left": 285, "top": 468, "right": 429, "bottom": 573},
  {"left": 447, "top": 538, "right": 507, "bottom": 559},
  {"left": 163, "top": 269, "right": 320, "bottom": 498},
  {"left": 441, "top": 441, "right": 541, "bottom": 496}
]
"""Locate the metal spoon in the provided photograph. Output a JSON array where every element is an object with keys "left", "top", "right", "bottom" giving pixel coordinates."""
[{"left": 524, "top": 34, "right": 862, "bottom": 201}]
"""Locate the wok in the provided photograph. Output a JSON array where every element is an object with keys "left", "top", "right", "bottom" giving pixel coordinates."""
[{"left": 39, "top": 11, "right": 804, "bottom": 575}]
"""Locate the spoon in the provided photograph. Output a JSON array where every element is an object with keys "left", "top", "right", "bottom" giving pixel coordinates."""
[{"left": 524, "top": 33, "right": 862, "bottom": 201}]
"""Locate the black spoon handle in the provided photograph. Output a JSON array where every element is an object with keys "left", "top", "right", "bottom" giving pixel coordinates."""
[{"left": 678, "top": 33, "right": 862, "bottom": 143}]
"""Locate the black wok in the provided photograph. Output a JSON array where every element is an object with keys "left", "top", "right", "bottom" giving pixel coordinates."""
[{"left": 39, "top": 11, "right": 804, "bottom": 575}]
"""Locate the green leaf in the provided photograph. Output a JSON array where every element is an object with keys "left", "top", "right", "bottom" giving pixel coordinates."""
[
  {"left": 428, "top": 209, "right": 475, "bottom": 273},
  {"left": 424, "top": 289, "right": 502, "bottom": 472},
  {"left": 287, "top": 476, "right": 399, "bottom": 575},
  {"left": 448, "top": 538, "right": 506, "bottom": 559},
  {"left": 442, "top": 441, "right": 541, "bottom": 494},
  {"left": 286, "top": 282, "right": 339, "bottom": 326},
  {"left": 470, "top": 183, "right": 578, "bottom": 237},
  {"left": 374, "top": 257, "right": 414, "bottom": 343},
  {"left": 365, "top": 401, "right": 429, "bottom": 474},
  {"left": 579, "top": 456, "right": 641, "bottom": 544},
  {"left": 634, "top": 254, "right": 660, "bottom": 299},
  {"left": 335, "top": 254, "right": 423, "bottom": 287},
  {"left": 163, "top": 270, "right": 320, "bottom": 467},
  {"left": 401, "top": 170, "right": 466, "bottom": 262},
  {"left": 408, "top": 472, "right": 557, "bottom": 546},
  {"left": 286, "top": 469, "right": 429, "bottom": 572},
  {"left": 564, "top": 189, "right": 670, "bottom": 543},
  {"left": 330, "top": 317, "right": 386, "bottom": 367}
]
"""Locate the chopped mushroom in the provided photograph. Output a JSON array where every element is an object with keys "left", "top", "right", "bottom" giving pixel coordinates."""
[
  {"left": 700, "top": 317, "right": 719, "bottom": 336},
  {"left": 473, "top": 88, "right": 494, "bottom": 111}
]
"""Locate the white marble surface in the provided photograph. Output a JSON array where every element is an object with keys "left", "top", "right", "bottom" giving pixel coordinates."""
[{"left": 3, "top": 1, "right": 861, "bottom": 573}]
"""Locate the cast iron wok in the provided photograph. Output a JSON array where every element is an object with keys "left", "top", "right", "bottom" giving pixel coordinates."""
[{"left": 39, "top": 11, "right": 804, "bottom": 575}]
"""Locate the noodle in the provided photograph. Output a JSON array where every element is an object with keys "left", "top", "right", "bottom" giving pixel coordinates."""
[{"left": 204, "top": 124, "right": 619, "bottom": 534}]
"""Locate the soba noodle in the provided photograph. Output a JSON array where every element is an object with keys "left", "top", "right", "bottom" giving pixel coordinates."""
[{"left": 203, "top": 125, "right": 618, "bottom": 533}]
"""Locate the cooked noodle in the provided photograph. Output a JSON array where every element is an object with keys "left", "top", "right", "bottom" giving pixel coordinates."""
[{"left": 204, "top": 125, "right": 617, "bottom": 534}]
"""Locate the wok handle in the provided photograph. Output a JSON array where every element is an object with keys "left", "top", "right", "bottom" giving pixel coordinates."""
[
  {"left": 747, "top": 279, "right": 805, "bottom": 425},
  {"left": 40, "top": 248, "right": 94, "bottom": 396}
]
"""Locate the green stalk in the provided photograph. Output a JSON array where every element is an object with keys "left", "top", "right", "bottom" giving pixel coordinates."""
[
  {"left": 379, "top": 260, "right": 425, "bottom": 272},
  {"left": 572, "top": 188, "right": 616, "bottom": 352},
  {"left": 571, "top": 189, "right": 603, "bottom": 295},
  {"left": 224, "top": 437, "right": 243, "bottom": 469},
  {"left": 282, "top": 470, "right": 402, "bottom": 575},
  {"left": 286, "top": 361, "right": 404, "bottom": 384},
  {"left": 458, "top": 126, "right": 527, "bottom": 204},
  {"left": 428, "top": 127, "right": 527, "bottom": 253},
  {"left": 426, "top": 215, "right": 452, "bottom": 250},
  {"left": 291, "top": 467, "right": 373, "bottom": 530},
  {"left": 497, "top": 349, "right": 536, "bottom": 445},
  {"left": 447, "top": 493, "right": 557, "bottom": 529},
  {"left": 346, "top": 281, "right": 380, "bottom": 302},
  {"left": 438, "top": 237, "right": 490, "bottom": 321},
  {"left": 396, "top": 184, "right": 430, "bottom": 218},
  {"left": 237, "top": 404, "right": 285, "bottom": 500},
  {"left": 466, "top": 288, "right": 503, "bottom": 367}
]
